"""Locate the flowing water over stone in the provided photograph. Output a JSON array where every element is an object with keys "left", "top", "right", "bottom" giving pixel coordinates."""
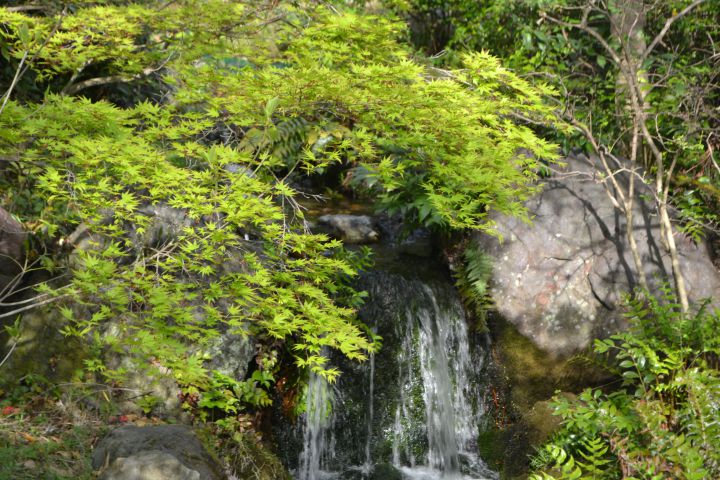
[
  {"left": 298, "top": 372, "right": 337, "bottom": 480},
  {"left": 287, "top": 266, "right": 497, "bottom": 480}
]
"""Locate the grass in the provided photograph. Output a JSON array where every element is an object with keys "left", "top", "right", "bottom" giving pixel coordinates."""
[
  {"left": 0, "top": 383, "right": 292, "bottom": 479},
  {"left": 0, "top": 408, "right": 99, "bottom": 479}
]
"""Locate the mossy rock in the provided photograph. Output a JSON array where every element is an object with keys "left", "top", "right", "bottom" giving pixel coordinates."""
[
  {"left": 339, "top": 463, "right": 402, "bottom": 480},
  {"left": 477, "top": 395, "right": 573, "bottom": 480},
  {"left": 0, "top": 305, "right": 87, "bottom": 388},
  {"left": 371, "top": 463, "right": 402, "bottom": 480},
  {"left": 489, "top": 314, "right": 608, "bottom": 414},
  {"left": 226, "top": 434, "right": 292, "bottom": 480},
  {"left": 478, "top": 427, "right": 530, "bottom": 480},
  {"left": 523, "top": 394, "right": 575, "bottom": 448},
  {"left": 480, "top": 314, "right": 610, "bottom": 478}
]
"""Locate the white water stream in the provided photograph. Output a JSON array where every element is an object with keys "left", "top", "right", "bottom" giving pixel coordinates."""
[
  {"left": 296, "top": 276, "right": 496, "bottom": 480},
  {"left": 391, "top": 284, "right": 493, "bottom": 479},
  {"left": 298, "top": 372, "right": 336, "bottom": 480}
]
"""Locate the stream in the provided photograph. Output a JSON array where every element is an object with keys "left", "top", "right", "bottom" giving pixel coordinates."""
[{"left": 282, "top": 260, "right": 498, "bottom": 480}]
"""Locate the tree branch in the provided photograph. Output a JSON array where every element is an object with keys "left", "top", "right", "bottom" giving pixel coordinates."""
[
  {"left": 5, "top": 6, "right": 47, "bottom": 12},
  {"left": 0, "top": 342, "right": 17, "bottom": 370},
  {"left": 61, "top": 54, "right": 174, "bottom": 96},
  {"left": 0, "top": 50, "right": 28, "bottom": 116},
  {"left": 541, "top": 10, "right": 622, "bottom": 66},
  {"left": 0, "top": 294, "right": 70, "bottom": 320},
  {"left": 642, "top": 0, "right": 707, "bottom": 61},
  {"left": 61, "top": 73, "right": 142, "bottom": 96}
]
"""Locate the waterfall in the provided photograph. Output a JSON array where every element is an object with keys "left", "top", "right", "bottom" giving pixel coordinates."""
[
  {"left": 393, "top": 321, "right": 419, "bottom": 469},
  {"left": 391, "top": 282, "right": 492, "bottom": 479},
  {"left": 417, "top": 286, "right": 462, "bottom": 472},
  {"left": 291, "top": 271, "right": 497, "bottom": 480},
  {"left": 363, "top": 351, "right": 375, "bottom": 477},
  {"left": 298, "top": 372, "right": 335, "bottom": 480}
]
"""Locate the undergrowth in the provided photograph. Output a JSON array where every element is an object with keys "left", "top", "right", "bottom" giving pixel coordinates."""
[
  {"left": 531, "top": 288, "right": 720, "bottom": 480},
  {"left": 0, "top": 398, "right": 101, "bottom": 480}
]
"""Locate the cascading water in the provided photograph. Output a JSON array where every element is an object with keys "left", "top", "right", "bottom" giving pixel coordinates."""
[
  {"left": 390, "top": 282, "right": 494, "bottom": 480},
  {"left": 298, "top": 372, "right": 336, "bottom": 480},
  {"left": 418, "top": 285, "right": 467, "bottom": 473},
  {"left": 291, "top": 269, "right": 497, "bottom": 480},
  {"left": 363, "top": 351, "right": 375, "bottom": 475}
]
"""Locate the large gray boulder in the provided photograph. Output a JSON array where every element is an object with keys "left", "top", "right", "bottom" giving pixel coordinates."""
[
  {"left": 93, "top": 425, "right": 225, "bottom": 480},
  {"left": 0, "top": 206, "right": 26, "bottom": 295},
  {"left": 98, "top": 451, "right": 201, "bottom": 480},
  {"left": 477, "top": 154, "right": 720, "bottom": 357},
  {"left": 129, "top": 204, "right": 192, "bottom": 250},
  {"left": 66, "top": 204, "right": 191, "bottom": 262}
]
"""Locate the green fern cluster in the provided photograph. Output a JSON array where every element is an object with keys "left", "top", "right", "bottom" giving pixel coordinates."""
[
  {"left": 532, "top": 438, "right": 611, "bottom": 480},
  {"left": 531, "top": 290, "right": 720, "bottom": 480},
  {"left": 455, "top": 241, "right": 494, "bottom": 330}
]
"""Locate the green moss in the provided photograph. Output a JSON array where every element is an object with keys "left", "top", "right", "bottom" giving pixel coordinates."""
[
  {"left": 523, "top": 397, "right": 572, "bottom": 448},
  {"left": 490, "top": 315, "right": 606, "bottom": 414},
  {"left": 477, "top": 427, "right": 530, "bottom": 480},
  {"left": 0, "top": 306, "right": 87, "bottom": 390},
  {"left": 225, "top": 433, "right": 292, "bottom": 480},
  {"left": 481, "top": 315, "right": 610, "bottom": 478},
  {"left": 477, "top": 429, "right": 504, "bottom": 469}
]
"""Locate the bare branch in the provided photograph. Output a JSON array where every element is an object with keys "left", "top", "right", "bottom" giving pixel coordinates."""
[
  {"left": 61, "top": 74, "right": 141, "bottom": 96},
  {"left": 61, "top": 60, "right": 92, "bottom": 94},
  {"left": 0, "top": 50, "right": 28, "bottom": 116},
  {"left": 642, "top": 0, "right": 707, "bottom": 61},
  {"left": 0, "top": 6, "right": 67, "bottom": 112},
  {"left": 61, "top": 53, "right": 174, "bottom": 96},
  {"left": 0, "top": 294, "right": 70, "bottom": 320},
  {"left": 541, "top": 11, "right": 622, "bottom": 66},
  {"left": 5, "top": 6, "right": 47, "bottom": 12},
  {"left": 0, "top": 342, "right": 17, "bottom": 370}
]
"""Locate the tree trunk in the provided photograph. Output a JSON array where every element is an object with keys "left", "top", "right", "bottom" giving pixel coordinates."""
[
  {"left": 610, "top": 0, "right": 647, "bottom": 102},
  {"left": 609, "top": 0, "right": 651, "bottom": 294},
  {"left": 611, "top": 0, "right": 691, "bottom": 314}
]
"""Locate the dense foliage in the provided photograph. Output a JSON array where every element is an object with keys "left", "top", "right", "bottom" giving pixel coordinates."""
[
  {"left": 0, "top": 0, "right": 556, "bottom": 420},
  {"left": 383, "top": 1, "right": 720, "bottom": 476},
  {"left": 4, "top": 1, "right": 718, "bottom": 477},
  {"left": 531, "top": 291, "right": 720, "bottom": 479},
  {"left": 394, "top": 0, "right": 720, "bottom": 238}
]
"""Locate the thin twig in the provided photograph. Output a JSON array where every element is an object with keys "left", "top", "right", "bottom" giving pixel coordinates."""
[
  {"left": 0, "top": 294, "right": 70, "bottom": 320},
  {"left": 642, "top": 0, "right": 707, "bottom": 61},
  {"left": 0, "top": 51, "right": 28, "bottom": 116},
  {"left": 0, "top": 6, "right": 68, "bottom": 111},
  {"left": 0, "top": 342, "right": 17, "bottom": 369}
]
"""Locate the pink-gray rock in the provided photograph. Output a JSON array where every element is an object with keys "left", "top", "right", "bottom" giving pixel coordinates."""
[{"left": 477, "top": 154, "right": 720, "bottom": 357}]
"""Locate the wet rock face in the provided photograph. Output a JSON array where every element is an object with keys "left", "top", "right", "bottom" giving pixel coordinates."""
[
  {"left": 477, "top": 154, "right": 720, "bottom": 357},
  {"left": 92, "top": 425, "right": 225, "bottom": 480},
  {"left": 375, "top": 215, "right": 434, "bottom": 258},
  {"left": 316, "top": 214, "right": 379, "bottom": 244},
  {"left": 0, "top": 207, "right": 26, "bottom": 294}
]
